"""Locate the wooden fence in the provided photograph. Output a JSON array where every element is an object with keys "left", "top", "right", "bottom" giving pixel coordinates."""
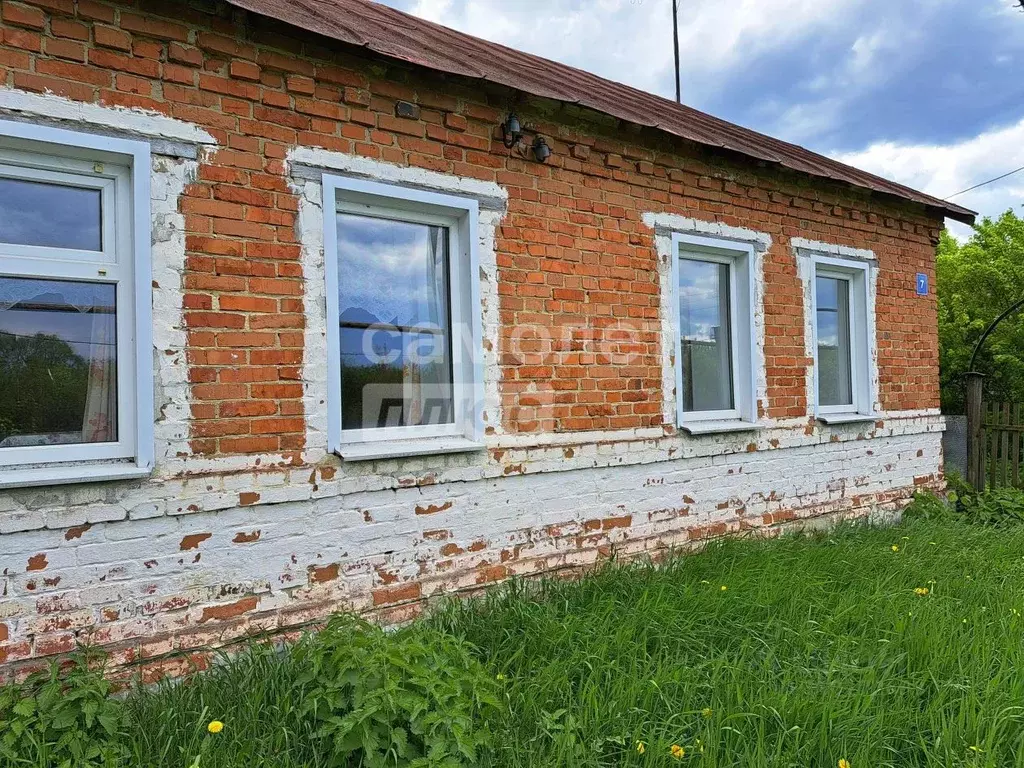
[{"left": 966, "top": 372, "right": 1024, "bottom": 490}]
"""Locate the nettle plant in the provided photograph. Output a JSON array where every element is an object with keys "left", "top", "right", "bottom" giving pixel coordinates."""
[
  {"left": 293, "top": 615, "right": 503, "bottom": 768},
  {"left": 0, "top": 649, "right": 128, "bottom": 768}
]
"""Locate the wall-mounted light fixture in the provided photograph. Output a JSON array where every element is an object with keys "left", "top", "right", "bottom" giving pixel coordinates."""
[
  {"left": 501, "top": 113, "right": 552, "bottom": 163},
  {"left": 501, "top": 113, "right": 522, "bottom": 148},
  {"left": 531, "top": 136, "right": 551, "bottom": 163}
]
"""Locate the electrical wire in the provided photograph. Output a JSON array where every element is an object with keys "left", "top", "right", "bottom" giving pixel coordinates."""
[{"left": 945, "top": 164, "right": 1024, "bottom": 200}]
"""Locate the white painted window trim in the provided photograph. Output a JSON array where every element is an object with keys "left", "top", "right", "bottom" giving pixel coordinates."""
[
  {"left": 671, "top": 232, "right": 759, "bottom": 432},
  {"left": 322, "top": 174, "right": 484, "bottom": 460},
  {"left": 809, "top": 253, "right": 875, "bottom": 423},
  {"left": 0, "top": 119, "right": 152, "bottom": 485}
]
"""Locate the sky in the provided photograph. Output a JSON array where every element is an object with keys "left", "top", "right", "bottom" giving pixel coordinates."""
[
  {"left": 337, "top": 212, "right": 449, "bottom": 368},
  {"left": 0, "top": 177, "right": 101, "bottom": 251},
  {"left": 378, "top": 0, "right": 1024, "bottom": 239}
]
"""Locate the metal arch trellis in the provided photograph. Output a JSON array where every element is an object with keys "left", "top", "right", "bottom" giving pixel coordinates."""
[
  {"left": 968, "top": 295, "right": 1024, "bottom": 372},
  {"left": 965, "top": 296, "right": 1024, "bottom": 490}
]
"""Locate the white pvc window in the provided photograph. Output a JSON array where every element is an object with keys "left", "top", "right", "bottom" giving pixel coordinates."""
[
  {"left": 0, "top": 121, "right": 152, "bottom": 483},
  {"left": 323, "top": 175, "right": 483, "bottom": 457},
  {"left": 672, "top": 233, "right": 757, "bottom": 429},
  {"left": 811, "top": 255, "right": 872, "bottom": 419}
]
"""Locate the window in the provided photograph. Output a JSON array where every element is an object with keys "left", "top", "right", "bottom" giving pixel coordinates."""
[
  {"left": 0, "top": 120, "right": 152, "bottom": 485},
  {"left": 811, "top": 255, "right": 873, "bottom": 421},
  {"left": 323, "top": 175, "right": 483, "bottom": 459},
  {"left": 672, "top": 233, "right": 757, "bottom": 432}
]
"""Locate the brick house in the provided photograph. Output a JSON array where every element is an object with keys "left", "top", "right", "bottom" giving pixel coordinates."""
[{"left": 0, "top": 0, "right": 974, "bottom": 678}]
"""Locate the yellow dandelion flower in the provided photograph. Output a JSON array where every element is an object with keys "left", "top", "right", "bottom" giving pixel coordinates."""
[
  {"left": 914, "top": 587, "right": 929, "bottom": 596},
  {"left": 670, "top": 744, "right": 685, "bottom": 759},
  {"left": 720, "top": 585, "right": 728, "bottom": 592},
  {"left": 891, "top": 545, "right": 899, "bottom": 552},
  {"left": 636, "top": 741, "right": 646, "bottom": 754},
  {"left": 701, "top": 707, "right": 713, "bottom": 718},
  {"left": 839, "top": 760, "right": 851, "bottom": 768},
  {"left": 207, "top": 720, "right": 224, "bottom": 734}
]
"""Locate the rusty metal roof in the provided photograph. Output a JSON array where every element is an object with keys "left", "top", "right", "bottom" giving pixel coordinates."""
[{"left": 227, "top": 0, "right": 976, "bottom": 224}]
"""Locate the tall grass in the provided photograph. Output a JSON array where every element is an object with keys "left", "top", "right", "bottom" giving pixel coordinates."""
[
  {"left": 126, "top": 646, "right": 327, "bottom": 768},
  {"left": 13, "top": 511, "right": 1024, "bottom": 767},
  {"left": 430, "top": 517, "right": 1024, "bottom": 767}
]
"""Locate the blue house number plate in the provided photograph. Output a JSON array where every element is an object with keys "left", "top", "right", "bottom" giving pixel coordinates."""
[{"left": 916, "top": 273, "right": 928, "bottom": 296}]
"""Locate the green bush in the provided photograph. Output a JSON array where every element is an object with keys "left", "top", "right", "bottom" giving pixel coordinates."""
[
  {"left": 959, "top": 486, "right": 1024, "bottom": 526},
  {"left": 293, "top": 614, "right": 502, "bottom": 768},
  {"left": 0, "top": 650, "right": 127, "bottom": 768},
  {"left": 905, "top": 482, "right": 1024, "bottom": 527}
]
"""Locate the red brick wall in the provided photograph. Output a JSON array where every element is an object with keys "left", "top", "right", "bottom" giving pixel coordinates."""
[{"left": 0, "top": 0, "right": 944, "bottom": 453}]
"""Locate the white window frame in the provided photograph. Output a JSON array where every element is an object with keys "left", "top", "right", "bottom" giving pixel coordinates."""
[
  {"left": 810, "top": 254, "right": 873, "bottom": 421},
  {"left": 322, "top": 175, "right": 484, "bottom": 459},
  {"left": 671, "top": 233, "right": 757, "bottom": 431},
  {"left": 0, "top": 120, "right": 152, "bottom": 486}
]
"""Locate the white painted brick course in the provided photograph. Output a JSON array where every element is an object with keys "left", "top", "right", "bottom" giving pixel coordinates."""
[{"left": 0, "top": 419, "right": 943, "bottom": 674}]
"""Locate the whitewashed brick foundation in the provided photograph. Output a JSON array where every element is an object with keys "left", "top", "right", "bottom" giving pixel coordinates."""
[{"left": 0, "top": 411, "right": 942, "bottom": 678}]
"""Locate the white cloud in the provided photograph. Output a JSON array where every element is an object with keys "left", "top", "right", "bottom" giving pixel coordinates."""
[
  {"left": 834, "top": 117, "right": 1024, "bottom": 238},
  {"left": 389, "top": 0, "right": 1024, "bottom": 241},
  {"left": 397, "top": 0, "right": 867, "bottom": 101}
]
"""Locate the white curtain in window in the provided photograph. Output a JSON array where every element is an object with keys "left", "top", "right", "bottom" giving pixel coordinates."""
[
  {"left": 405, "top": 227, "right": 450, "bottom": 426},
  {"left": 82, "top": 306, "right": 116, "bottom": 442}
]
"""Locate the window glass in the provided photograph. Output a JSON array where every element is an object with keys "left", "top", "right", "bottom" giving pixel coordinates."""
[
  {"left": 0, "top": 276, "right": 117, "bottom": 448},
  {"left": 336, "top": 213, "right": 453, "bottom": 430},
  {"left": 816, "top": 275, "right": 853, "bottom": 406},
  {"left": 0, "top": 177, "right": 102, "bottom": 251},
  {"left": 679, "top": 258, "right": 734, "bottom": 412}
]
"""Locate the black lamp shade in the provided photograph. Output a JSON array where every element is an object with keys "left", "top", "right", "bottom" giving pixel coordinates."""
[
  {"left": 532, "top": 137, "right": 551, "bottom": 162},
  {"left": 502, "top": 114, "right": 522, "bottom": 147}
]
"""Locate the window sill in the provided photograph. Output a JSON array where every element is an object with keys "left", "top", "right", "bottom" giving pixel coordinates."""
[
  {"left": 0, "top": 463, "right": 152, "bottom": 490},
  {"left": 816, "top": 413, "right": 878, "bottom": 425},
  {"left": 681, "top": 420, "right": 762, "bottom": 435},
  {"left": 338, "top": 436, "right": 485, "bottom": 462}
]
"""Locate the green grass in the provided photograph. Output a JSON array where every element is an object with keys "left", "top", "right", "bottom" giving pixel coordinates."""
[
  {"left": 11, "top": 510, "right": 1024, "bottom": 767},
  {"left": 431, "top": 516, "right": 1024, "bottom": 767},
  {"left": 126, "top": 646, "right": 326, "bottom": 767}
]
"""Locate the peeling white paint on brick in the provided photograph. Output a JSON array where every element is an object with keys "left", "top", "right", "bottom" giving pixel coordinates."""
[
  {"left": 294, "top": 178, "right": 330, "bottom": 464},
  {"left": 0, "top": 423, "right": 943, "bottom": 671},
  {"left": 791, "top": 237, "right": 876, "bottom": 263},
  {"left": 641, "top": 213, "right": 773, "bottom": 250},
  {"left": 477, "top": 207, "right": 505, "bottom": 436},
  {"left": 288, "top": 147, "right": 507, "bottom": 206},
  {"left": 643, "top": 213, "right": 771, "bottom": 426},
  {"left": 0, "top": 88, "right": 216, "bottom": 146},
  {"left": 0, "top": 413, "right": 943, "bottom": 531},
  {"left": 151, "top": 155, "right": 197, "bottom": 471}
]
